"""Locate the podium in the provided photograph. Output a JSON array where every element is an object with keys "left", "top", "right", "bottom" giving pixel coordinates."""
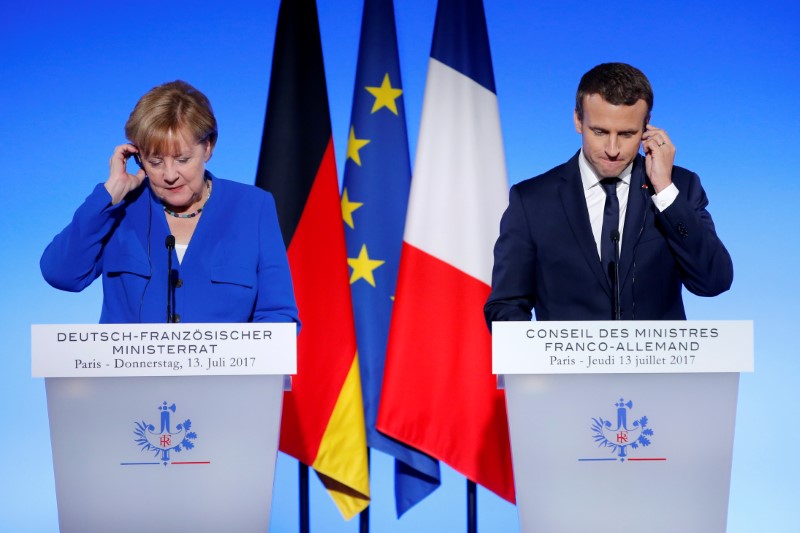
[
  {"left": 32, "top": 323, "right": 296, "bottom": 533},
  {"left": 493, "top": 321, "right": 753, "bottom": 533}
]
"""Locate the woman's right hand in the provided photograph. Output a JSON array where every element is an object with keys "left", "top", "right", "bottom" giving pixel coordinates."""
[{"left": 104, "top": 143, "right": 146, "bottom": 205}]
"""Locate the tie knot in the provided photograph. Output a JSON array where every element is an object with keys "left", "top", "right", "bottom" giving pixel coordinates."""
[{"left": 601, "top": 177, "right": 620, "bottom": 195}]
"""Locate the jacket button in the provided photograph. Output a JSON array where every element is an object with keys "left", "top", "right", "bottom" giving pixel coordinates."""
[
  {"left": 676, "top": 223, "right": 689, "bottom": 238},
  {"left": 175, "top": 279, "right": 183, "bottom": 288}
]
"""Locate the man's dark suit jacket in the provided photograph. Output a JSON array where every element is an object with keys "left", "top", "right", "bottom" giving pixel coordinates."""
[{"left": 484, "top": 151, "right": 733, "bottom": 325}]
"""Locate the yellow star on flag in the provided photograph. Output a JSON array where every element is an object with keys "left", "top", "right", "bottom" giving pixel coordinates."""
[
  {"left": 341, "top": 188, "right": 364, "bottom": 229},
  {"left": 348, "top": 244, "right": 385, "bottom": 287},
  {"left": 365, "top": 73, "right": 403, "bottom": 115},
  {"left": 347, "top": 126, "right": 370, "bottom": 166}
]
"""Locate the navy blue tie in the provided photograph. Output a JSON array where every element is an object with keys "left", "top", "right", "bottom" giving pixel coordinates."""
[{"left": 600, "top": 178, "right": 620, "bottom": 283}]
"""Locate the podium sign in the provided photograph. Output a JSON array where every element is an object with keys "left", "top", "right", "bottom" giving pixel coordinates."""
[
  {"left": 33, "top": 323, "right": 296, "bottom": 533},
  {"left": 494, "top": 321, "right": 753, "bottom": 533},
  {"left": 32, "top": 322, "right": 296, "bottom": 378}
]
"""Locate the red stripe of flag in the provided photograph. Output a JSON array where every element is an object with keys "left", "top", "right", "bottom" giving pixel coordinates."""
[
  {"left": 279, "top": 140, "right": 357, "bottom": 462},
  {"left": 378, "top": 244, "right": 514, "bottom": 502}
]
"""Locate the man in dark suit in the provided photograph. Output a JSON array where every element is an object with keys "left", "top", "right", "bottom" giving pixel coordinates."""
[{"left": 485, "top": 63, "right": 732, "bottom": 325}]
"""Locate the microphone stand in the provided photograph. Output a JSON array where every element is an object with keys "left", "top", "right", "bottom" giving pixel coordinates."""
[
  {"left": 165, "top": 235, "right": 175, "bottom": 323},
  {"left": 611, "top": 230, "right": 621, "bottom": 320}
]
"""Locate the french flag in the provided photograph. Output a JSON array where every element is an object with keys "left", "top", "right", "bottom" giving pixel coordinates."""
[{"left": 377, "top": 0, "right": 515, "bottom": 503}]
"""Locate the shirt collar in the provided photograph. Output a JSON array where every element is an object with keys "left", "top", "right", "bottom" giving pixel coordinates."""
[{"left": 578, "top": 149, "right": 633, "bottom": 191}]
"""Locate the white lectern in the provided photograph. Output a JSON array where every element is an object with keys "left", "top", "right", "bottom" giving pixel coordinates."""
[
  {"left": 32, "top": 323, "right": 296, "bottom": 533},
  {"left": 493, "top": 320, "right": 753, "bottom": 533}
]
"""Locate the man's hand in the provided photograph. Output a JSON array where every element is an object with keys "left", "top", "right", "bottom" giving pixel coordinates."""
[{"left": 641, "top": 125, "right": 675, "bottom": 193}]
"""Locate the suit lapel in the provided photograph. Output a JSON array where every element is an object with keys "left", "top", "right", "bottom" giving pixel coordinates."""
[{"left": 558, "top": 154, "right": 611, "bottom": 296}]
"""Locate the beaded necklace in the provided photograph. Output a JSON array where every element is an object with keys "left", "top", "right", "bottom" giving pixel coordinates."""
[{"left": 163, "top": 179, "right": 211, "bottom": 219}]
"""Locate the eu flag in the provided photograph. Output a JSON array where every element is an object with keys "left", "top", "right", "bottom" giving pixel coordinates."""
[{"left": 342, "top": 0, "right": 441, "bottom": 517}]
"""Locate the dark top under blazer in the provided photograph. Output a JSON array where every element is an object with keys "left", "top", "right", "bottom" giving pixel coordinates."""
[
  {"left": 41, "top": 174, "right": 299, "bottom": 325},
  {"left": 484, "top": 151, "right": 733, "bottom": 325}
]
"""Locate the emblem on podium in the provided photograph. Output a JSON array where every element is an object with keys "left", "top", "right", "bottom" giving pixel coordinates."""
[
  {"left": 589, "top": 398, "right": 657, "bottom": 462},
  {"left": 134, "top": 402, "right": 198, "bottom": 466}
]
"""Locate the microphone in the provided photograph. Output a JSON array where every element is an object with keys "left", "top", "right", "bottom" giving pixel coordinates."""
[
  {"left": 611, "top": 230, "right": 621, "bottom": 320},
  {"left": 165, "top": 235, "right": 175, "bottom": 323}
]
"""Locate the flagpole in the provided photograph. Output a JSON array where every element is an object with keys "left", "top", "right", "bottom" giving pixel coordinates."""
[
  {"left": 467, "top": 479, "right": 477, "bottom": 533},
  {"left": 359, "top": 499, "right": 370, "bottom": 532},
  {"left": 300, "top": 462, "right": 310, "bottom": 533},
  {"left": 359, "top": 448, "right": 371, "bottom": 532}
]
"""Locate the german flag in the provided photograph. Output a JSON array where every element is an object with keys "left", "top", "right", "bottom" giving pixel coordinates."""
[{"left": 255, "top": 0, "right": 369, "bottom": 520}]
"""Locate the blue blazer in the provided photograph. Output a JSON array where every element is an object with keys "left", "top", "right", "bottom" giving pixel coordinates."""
[
  {"left": 485, "top": 152, "right": 733, "bottom": 324},
  {"left": 41, "top": 174, "right": 299, "bottom": 325}
]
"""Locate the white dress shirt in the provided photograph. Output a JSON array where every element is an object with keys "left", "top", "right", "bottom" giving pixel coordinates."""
[{"left": 578, "top": 150, "right": 678, "bottom": 259}]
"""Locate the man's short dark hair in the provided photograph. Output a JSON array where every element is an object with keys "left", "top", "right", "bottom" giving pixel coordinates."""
[{"left": 575, "top": 63, "right": 653, "bottom": 122}]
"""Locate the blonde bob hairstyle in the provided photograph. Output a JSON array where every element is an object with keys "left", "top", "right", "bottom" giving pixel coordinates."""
[{"left": 125, "top": 80, "right": 218, "bottom": 157}]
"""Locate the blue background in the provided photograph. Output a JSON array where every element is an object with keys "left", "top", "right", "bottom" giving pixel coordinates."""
[{"left": 1, "top": 0, "right": 798, "bottom": 530}]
